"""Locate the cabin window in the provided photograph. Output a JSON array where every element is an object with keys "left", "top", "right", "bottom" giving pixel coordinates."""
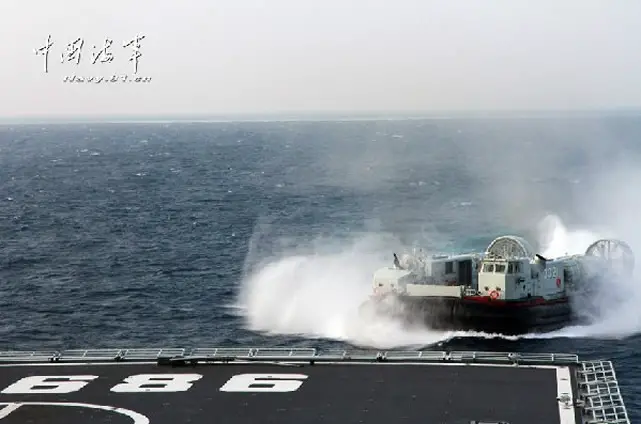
[
  {"left": 445, "top": 261, "right": 453, "bottom": 274},
  {"left": 507, "top": 261, "right": 521, "bottom": 274},
  {"left": 495, "top": 264, "right": 506, "bottom": 273},
  {"left": 483, "top": 263, "right": 494, "bottom": 272}
]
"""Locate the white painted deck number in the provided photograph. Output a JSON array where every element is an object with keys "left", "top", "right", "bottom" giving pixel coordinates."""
[
  {"left": 1, "top": 373, "right": 307, "bottom": 394},
  {"left": 110, "top": 373, "right": 203, "bottom": 393},
  {"left": 1, "top": 375, "right": 99, "bottom": 394},
  {"left": 219, "top": 374, "right": 308, "bottom": 392}
]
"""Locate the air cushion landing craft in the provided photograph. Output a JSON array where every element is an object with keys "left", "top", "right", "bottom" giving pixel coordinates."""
[{"left": 361, "top": 235, "right": 635, "bottom": 335}]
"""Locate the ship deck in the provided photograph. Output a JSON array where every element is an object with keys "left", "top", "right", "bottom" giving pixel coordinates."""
[{"left": 0, "top": 347, "right": 631, "bottom": 424}]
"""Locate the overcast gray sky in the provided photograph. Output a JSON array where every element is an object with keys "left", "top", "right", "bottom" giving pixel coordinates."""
[{"left": 1, "top": 0, "right": 641, "bottom": 118}]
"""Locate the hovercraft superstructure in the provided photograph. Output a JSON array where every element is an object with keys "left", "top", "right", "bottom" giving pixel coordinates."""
[{"left": 364, "top": 235, "right": 634, "bottom": 334}]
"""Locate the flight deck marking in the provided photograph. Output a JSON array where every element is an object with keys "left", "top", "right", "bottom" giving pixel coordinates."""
[
  {"left": 1, "top": 375, "right": 98, "bottom": 394},
  {"left": 555, "top": 366, "right": 575, "bottom": 424},
  {"left": 1, "top": 373, "right": 309, "bottom": 394},
  {"left": 0, "top": 404, "right": 20, "bottom": 420},
  {"left": 219, "top": 374, "right": 308, "bottom": 392},
  {"left": 0, "top": 402, "right": 149, "bottom": 423},
  {"left": 110, "top": 374, "right": 202, "bottom": 393}
]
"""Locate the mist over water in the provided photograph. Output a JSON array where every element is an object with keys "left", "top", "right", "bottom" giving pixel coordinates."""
[
  {"left": 236, "top": 127, "right": 641, "bottom": 349},
  {"left": 237, "top": 230, "right": 443, "bottom": 349},
  {"left": 236, "top": 212, "right": 641, "bottom": 348},
  {"left": 533, "top": 164, "right": 641, "bottom": 341}
]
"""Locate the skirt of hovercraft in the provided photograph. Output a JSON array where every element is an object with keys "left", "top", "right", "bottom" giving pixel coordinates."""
[{"left": 364, "top": 294, "right": 574, "bottom": 335}]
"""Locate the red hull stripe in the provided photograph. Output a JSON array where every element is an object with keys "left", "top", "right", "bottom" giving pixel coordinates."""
[{"left": 463, "top": 296, "right": 569, "bottom": 307}]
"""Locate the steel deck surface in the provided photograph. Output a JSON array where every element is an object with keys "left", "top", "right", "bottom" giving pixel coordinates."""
[{"left": 0, "top": 348, "right": 630, "bottom": 424}]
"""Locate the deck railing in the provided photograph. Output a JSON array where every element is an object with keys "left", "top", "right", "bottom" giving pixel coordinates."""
[{"left": 0, "top": 347, "right": 579, "bottom": 365}]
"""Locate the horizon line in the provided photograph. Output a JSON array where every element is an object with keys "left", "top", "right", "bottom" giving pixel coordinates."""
[{"left": 2, "top": 107, "right": 641, "bottom": 125}]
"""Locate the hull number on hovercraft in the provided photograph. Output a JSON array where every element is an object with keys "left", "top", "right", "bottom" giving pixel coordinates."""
[
  {"left": 0, "top": 373, "right": 309, "bottom": 394},
  {"left": 543, "top": 267, "right": 558, "bottom": 279}
]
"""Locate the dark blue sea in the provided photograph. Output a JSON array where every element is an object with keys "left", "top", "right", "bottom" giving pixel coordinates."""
[{"left": 0, "top": 116, "right": 639, "bottom": 419}]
